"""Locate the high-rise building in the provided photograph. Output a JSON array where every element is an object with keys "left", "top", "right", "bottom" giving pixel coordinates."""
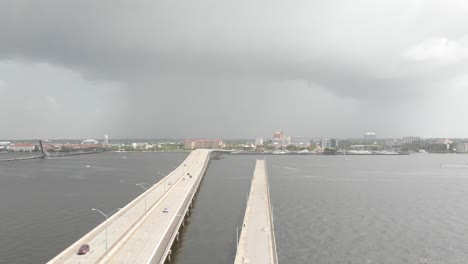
[
  {"left": 104, "top": 135, "right": 109, "bottom": 144},
  {"left": 273, "top": 131, "right": 284, "bottom": 140},
  {"left": 321, "top": 139, "right": 339, "bottom": 149},
  {"left": 321, "top": 139, "right": 332, "bottom": 149}
]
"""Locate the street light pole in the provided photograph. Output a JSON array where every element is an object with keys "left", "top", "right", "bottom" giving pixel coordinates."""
[{"left": 92, "top": 207, "right": 122, "bottom": 257}]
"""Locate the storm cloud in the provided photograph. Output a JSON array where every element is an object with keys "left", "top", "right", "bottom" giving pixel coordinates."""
[{"left": 1, "top": 0, "right": 468, "bottom": 139}]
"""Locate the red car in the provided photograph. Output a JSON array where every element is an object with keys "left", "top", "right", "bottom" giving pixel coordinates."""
[{"left": 77, "top": 244, "right": 90, "bottom": 255}]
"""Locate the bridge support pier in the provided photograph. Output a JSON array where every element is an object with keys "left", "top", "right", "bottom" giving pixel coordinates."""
[{"left": 168, "top": 250, "right": 172, "bottom": 262}]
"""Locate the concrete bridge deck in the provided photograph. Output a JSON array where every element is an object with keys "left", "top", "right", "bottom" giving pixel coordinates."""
[
  {"left": 234, "top": 160, "right": 278, "bottom": 264},
  {"left": 48, "top": 149, "right": 220, "bottom": 264}
]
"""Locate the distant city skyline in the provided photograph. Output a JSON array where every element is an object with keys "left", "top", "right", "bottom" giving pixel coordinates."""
[
  {"left": 0, "top": 132, "right": 466, "bottom": 141},
  {"left": 1, "top": 1, "right": 468, "bottom": 139}
]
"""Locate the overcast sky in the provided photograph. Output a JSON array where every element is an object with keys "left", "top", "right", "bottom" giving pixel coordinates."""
[{"left": 1, "top": 0, "right": 468, "bottom": 140}]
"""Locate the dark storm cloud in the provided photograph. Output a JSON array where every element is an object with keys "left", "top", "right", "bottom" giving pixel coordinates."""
[
  {"left": 2, "top": 0, "right": 467, "bottom": 94},
  {"left": 1, "top": 0, "right": 468, "bottom": 138}
]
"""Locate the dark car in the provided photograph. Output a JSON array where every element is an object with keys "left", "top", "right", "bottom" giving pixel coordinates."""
[{"left": 77, "top": 244, "right": 90, "bottom": 255}]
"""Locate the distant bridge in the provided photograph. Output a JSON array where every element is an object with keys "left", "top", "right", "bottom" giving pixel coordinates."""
[{"left": 0, "top": 140, "right": 103, "bottom": 163}]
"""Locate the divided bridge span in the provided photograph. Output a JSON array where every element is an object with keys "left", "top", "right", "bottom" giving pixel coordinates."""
[{"left": 49, "top": 150, "right": 277, "bottom": 264}]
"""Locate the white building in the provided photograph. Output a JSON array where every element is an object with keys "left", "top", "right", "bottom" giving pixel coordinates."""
[
  {"left": 132, "top": 142, "right": 148, "bottom": 150},
  {"left": 104, "top": 135, "right": 109, "bottom": 144},
  {"left": 0, "top": 141, "right": 11, "bottom": 151},
  {"left": 403, "top": 136, "right": 421, "bottom": 144},
  {"left": 456, "top": 143, "right": 468, "bottom": 153},
  {"left": 255, "top": 138, "right": 263, "bottom": 146},
  {"left": 82, "top": 139, "right": 99, "bottom": 144},
  {"left": 11, "top": 143, "right": 35, "bottom": 152}
]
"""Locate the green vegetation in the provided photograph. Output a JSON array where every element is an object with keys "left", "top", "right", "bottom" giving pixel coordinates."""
[
  {"left": 323, "top": 148, "right": 337, "bottom": 155},
  {"left": 401, "top": 142, "right": 454, "bottom": 153}
]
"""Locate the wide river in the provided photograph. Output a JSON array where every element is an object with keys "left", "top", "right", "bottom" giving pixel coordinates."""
[{"left": 1, "top": 152, "right": 467, "bottom": 263}]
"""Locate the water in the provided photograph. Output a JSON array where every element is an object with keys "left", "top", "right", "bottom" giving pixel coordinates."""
[
  {"left": 171, "top": 156, "right": 254, "bottom": 264},
  {"left": 171, "top": 154, "right": 468, "bottom": 264},
  {"left": 1, "top": 153, "right": 468, "bottom": 263},
  {"left": 267, "top": 154, "right": 468, "bottom": 264}
]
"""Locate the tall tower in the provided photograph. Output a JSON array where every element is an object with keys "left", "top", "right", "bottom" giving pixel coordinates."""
[{"left": 104, "top": 135, "right": 109, "bottom": 144}]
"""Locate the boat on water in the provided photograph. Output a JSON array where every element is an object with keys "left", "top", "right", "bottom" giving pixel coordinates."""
[
  {"left": 343, "top": 149, "right": 350, "bottom": 160},
  {"left": 272, "top": 150, "right": 287, "bottom": 154}
]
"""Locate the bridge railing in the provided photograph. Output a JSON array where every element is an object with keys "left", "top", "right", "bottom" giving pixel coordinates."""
[{"left": 264, "top": 160, "right": 279, "bottom": 264}]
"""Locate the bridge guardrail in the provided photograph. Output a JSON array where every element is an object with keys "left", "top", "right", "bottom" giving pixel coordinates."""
[
  {"left": 264, "top": 160, "right": 279, "bottom": 264},
  {"left": 153, "top": 150, "right": 212, "bottom": 264}
]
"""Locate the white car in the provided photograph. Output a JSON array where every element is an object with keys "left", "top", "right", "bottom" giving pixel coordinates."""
[{"left": 162, "top": 208, "right": 169, "bottom": 213}]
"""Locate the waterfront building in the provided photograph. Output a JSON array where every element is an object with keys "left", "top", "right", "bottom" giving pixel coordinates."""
[
  {"left": 271, "top": 130, "right": 290, "bottom": 148},
  {"left": 104, "top": 135, "right": 109, "bottom": 144},
  {"left": 242, "top": 144, "right": 256, "bottom": 151},
  {"left": 184, "top": 139, "right": 223, "bottom": 150},
  {"left": 0, "top": 141, "right": 11, "bottom": 151},
  {"left": 403, "top": 136, "right": 421, "bottom": 144},
  {"left": 11, "top": 143, "right": 35, "bottom": 152},
  {"left": 272, "top": 137, "right": 290, "bottom": 148},
  {"left": 456, "top": 143, "right": 468, "bottom": 153},
  {"left": 81, "top": 139, "right": 99, "bottom": 144},
  {"left": 132, "top": 142, "right": 148, "bottom": 150},
  {"left": 321, "top": 139, "right": 339, "bottom": 149}
]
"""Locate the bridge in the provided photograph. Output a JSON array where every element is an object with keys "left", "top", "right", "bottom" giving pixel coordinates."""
[
  {"left": 48, "top": 150, "right": 277, "bottom": 264},
  {"left": 0, "top": 140, "right": 101, "bottom": 163},
  {"left": 234, "top": 160, "right": 278, "bottom": 264}
]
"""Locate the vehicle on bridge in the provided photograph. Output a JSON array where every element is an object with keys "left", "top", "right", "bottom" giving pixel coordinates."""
[{"left": 77, "top": 244, "right": 90, "bottom": 255}]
